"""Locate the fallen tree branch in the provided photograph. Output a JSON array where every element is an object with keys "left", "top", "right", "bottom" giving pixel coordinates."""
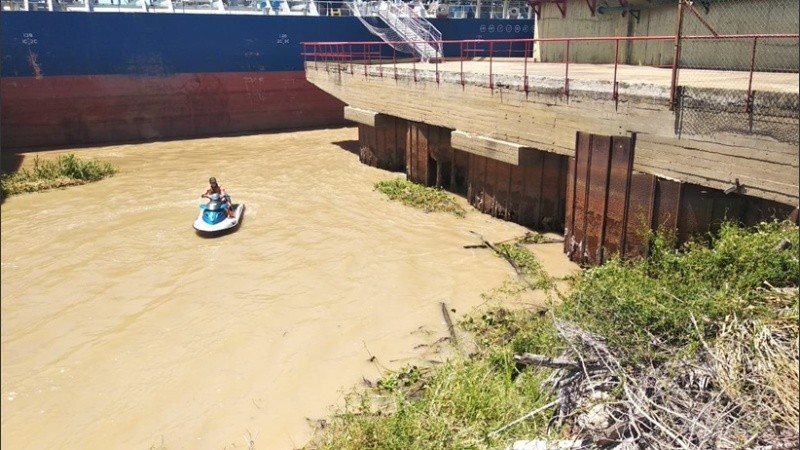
[
  {"left": 514, "top": 353, "right": 605, "bottom": 371},
  {"left": 469, "top": 231, "right": 522, "bottom": 271},
  {"left": 469, "top": 231, "right": 538, "bottom": 290},
  {"left": 488, "top": 400, "right": 560, "bottom": 438}
]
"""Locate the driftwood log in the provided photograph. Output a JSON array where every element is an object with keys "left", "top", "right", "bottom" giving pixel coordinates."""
[{"left": 440, "top": 301, "right": 458, "bottom": 344}]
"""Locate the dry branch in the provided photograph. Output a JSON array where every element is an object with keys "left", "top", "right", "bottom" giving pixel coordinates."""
[{"left": 515, "top": 316, "right": 799, "bottom": 450}]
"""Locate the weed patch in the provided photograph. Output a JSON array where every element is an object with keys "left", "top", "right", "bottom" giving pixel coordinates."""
[{"left": 375, "top": 178, "right": 466, "bottom": 217}]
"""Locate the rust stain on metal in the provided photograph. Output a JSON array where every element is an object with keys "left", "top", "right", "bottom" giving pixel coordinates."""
[
  {"left": 569, "top": 133, "right": 592, "bottom": 264},
  {"left": 27, "top": 50, "right": 43, "bottom": 80},
  {"left": 624, "top": 173, "right": 656, "bottom": 259},
  {"left": 586, "top": 135, "right": 612, "bottom": 265},
  {"left": 604, "top": 136, "right": 634, "bottom": 260}
]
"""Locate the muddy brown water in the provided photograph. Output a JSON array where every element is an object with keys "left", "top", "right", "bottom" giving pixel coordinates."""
[{"left": 1, "top": 128, "right": 578, "bottom": 450}]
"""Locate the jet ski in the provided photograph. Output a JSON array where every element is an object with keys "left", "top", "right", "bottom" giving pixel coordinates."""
[{"left": 193, "top": 193, "right": 245, "bottom": 235}]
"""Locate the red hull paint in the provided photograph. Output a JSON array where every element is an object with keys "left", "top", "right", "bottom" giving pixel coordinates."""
[{"left": 1, "top": 72, "right": 348, "bottom": 150}]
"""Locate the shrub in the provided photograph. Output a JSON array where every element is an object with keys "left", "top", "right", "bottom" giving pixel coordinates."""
[
  {"left": 558, "top": 220, "right": 799, "bottom": 362},
  {"left": 1, "top": 154, "right": 117, "bottom": 197}
]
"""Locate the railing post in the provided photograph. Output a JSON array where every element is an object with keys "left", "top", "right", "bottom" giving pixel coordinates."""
[
  {"left": 460, "top": 41, "right": 465, "bottom": 89},
  {"left": 745, "top": 37, "right": 758, "bottom": 113},
  {"left": 613, "top": 38, "right": 619, "bottom": 103},
  {"left": 523, "top": 39, "right": 529, "bottom": 94},
  {"left": 412, "top": 50, "right": 417, "bottom": 82},
  {"left": 435, "top": 42, "right": 440, "bottom": 85},
  {"left": 564, "top": 40, "right": 570, "bottom": 98},
  {"left": 348, "top": 43, "right": 353, "bottom": 74},
  {"left": 489, "top": 40, "right": 494, "bottom": 91},
  {"left": 393, "top": 48, "right": 398, "bottom": 81},
  {"left": 378, "top": 44, "right": 384, "bottom": 78},
  {"left": 669, "top": 0, "right": 685, "bottom": 111}
]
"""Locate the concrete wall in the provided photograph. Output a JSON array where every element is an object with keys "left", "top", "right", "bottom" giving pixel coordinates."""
[
  {"left": 306, "top": 65, "right": 799, "bottom": 206},
  {"left": 535, "top": 0, "right": 799, "bottom": 70}
]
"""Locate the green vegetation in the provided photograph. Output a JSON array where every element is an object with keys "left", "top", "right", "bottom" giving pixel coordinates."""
[
  {"left": 560, "top": 220, "right": 799, "bottom": 363},
  {"left": 375, "top": 178, "right": 467, "bottom": 217},
  {"left": 1, "top": 154, "right": 118, "bottom": 197},
  {"left": 310, "top": 357, "right": 554, "bottom": 450},
  {"left": 494, "top": 243, "right": 556, "bottom": 291},
  {"left": 306, "top": 220, "right": 799, "bottom": 450}
]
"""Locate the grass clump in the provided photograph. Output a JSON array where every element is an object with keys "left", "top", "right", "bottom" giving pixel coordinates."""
[
  {"left": 375, "top": 178, "right": 467, "bottom": 217},
  {"left": 494, "top": 243, "right": 556, "bottom": 291},
  {"left": 308, "top": 356, "right": 555, "bottom": 450},
  {"left": 1, "top": 154, "right": 118, "bottom": 197}
]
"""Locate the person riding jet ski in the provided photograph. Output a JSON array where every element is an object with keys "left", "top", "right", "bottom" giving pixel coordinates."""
[{"left": 201, "top": 177, "right": 235, "bottom": 219}]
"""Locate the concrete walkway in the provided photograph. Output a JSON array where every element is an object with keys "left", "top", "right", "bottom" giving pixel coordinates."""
[{"left": 372, "top": 60, "right": 799, "bottom": 93}]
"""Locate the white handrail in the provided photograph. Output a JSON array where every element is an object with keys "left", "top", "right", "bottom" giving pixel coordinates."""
[{"left": 346, "top": 0, "right": 441, "bottom": 62}]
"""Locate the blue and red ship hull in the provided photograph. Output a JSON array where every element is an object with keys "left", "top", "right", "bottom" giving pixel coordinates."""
[{"left": 1, "top": 11, "right": 532, "bottom": 150}]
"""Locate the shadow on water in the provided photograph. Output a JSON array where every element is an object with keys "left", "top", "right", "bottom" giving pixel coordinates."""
[
  {"left": 194, "top": 228, "right": 241, "bottom": 239},
  {"left": 332, "top": 140, "right": 360, "bottom": 156},
  {"left": 1, "top": 152, "right": 25, "bottom": 176},
  {"left": 0, "top": 152, "right": 27, "bottom": 206}
]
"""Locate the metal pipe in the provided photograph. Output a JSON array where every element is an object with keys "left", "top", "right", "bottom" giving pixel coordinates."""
[{"left": 597, "top": 0, "right": 672, "bottom": 15}]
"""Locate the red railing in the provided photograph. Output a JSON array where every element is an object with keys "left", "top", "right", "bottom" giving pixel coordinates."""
[{"left": 302, "top": 33, "right": 799, "bottom": 110}]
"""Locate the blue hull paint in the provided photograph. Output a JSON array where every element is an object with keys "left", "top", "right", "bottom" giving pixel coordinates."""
[{"left": 1, "top": 12, "right": 533, "bottom": 77}]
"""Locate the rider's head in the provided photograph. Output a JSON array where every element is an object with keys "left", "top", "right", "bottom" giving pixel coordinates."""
[{"left": 209, "top": 177, "right": 217, "bottom": 187}]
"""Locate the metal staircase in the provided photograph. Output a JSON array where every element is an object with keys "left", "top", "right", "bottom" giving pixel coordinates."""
[{"left": 346, "top": 0, "right": 442, "bottom": 63}]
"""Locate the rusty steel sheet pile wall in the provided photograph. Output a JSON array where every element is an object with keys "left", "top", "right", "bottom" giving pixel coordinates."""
[
  {"left": 405, "top": 122, "right": 568, "bottom": 230},
  {"left": 566, "top": 132, "right": 797, "bottom": 266},
  {"left": 358, "top": 119, "right": 407, "bottom": 172},
  {"left": 357, "top": 119, "right": 569, "bottom": 231},
  {"left": 406, "top": 122, "right": 452, "bottom": 187},
  {"left": 461, "top": 151, "right": 568, "bottom": 230},
  {"left": 355, "top": 119, "right": 796, "bottom": 266}
]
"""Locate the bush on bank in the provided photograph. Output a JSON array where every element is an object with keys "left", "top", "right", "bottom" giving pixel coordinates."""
[
  {"left": 0, "top": 154, "right": 118, "bottom": 197},
  {"left": 305, "top": 219, "right": 799, "bottom": 450}
]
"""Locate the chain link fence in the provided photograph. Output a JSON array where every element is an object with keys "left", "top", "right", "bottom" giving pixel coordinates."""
[{"left": 674, "top": 0, "right": 799, "bottom": 144}]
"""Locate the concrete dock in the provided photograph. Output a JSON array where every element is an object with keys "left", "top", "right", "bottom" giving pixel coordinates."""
[
  {"left": 306, "top": 59, "right": 798, "bottom": 206},
  {"left": 306, "top": 56, "right": 798, "bottom": 264}
]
